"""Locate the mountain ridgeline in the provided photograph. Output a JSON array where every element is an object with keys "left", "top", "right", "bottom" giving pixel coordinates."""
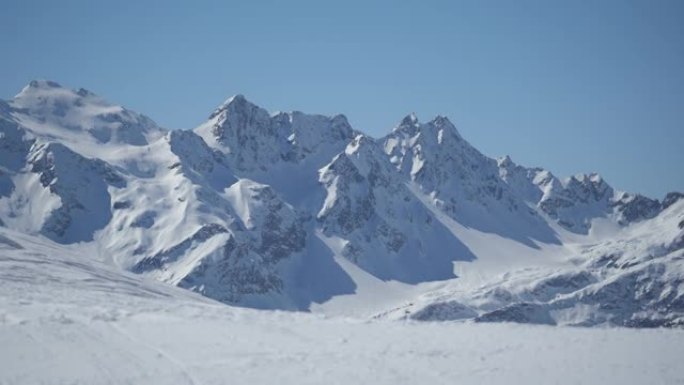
[{"left": 1, "top": 80, "right": 682, "bottom": 326}]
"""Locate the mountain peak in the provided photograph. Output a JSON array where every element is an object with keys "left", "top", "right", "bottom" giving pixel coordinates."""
[
  {"left": 14, "top": 80, "right": 66, "bottom": 100},
  {"left": 426, "top": 115, "right": 462, "bottom": 140},
  {"left": 8, "top": 80, "right": 161, "bottom": 147},
  {"left": 498, "top": 155, "right": 515, "bottom": 168},
  {"left": 208, "top": 94, "right": 259, "bottom": 120},
  {"left": 570, "top": 172, "right": 605, "bottom": 185},
  {"left": 14, "top": 79, "right": 99, "bottom": 103},
  {"left": 403, "top": 112, "right": 419, "bottom": 125},
  {"left": 26, "top": 79, "right": 63, "bottom": 90},
  {"left": 226, "top": 94, "right": 247, "bottom": 104},
  {"left": 429, "top": 115, "right": 452, "bottom": 126},
  {"left": 392, "top": 113, "right": 462, "bottom": 141},
  {"left": 393, "top": 113, "right": 420, "bottom": 135},
  {"left": 221, "top": 94, "right": 254, "bottom": 110}
]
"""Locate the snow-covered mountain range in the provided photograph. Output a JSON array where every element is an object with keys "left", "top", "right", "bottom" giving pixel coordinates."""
[{"left": 1, "top": 80, "right": 682, "bottom": 327}]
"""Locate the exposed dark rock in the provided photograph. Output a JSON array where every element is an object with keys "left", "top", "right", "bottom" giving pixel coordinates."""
[
  {"left": 411, "top": 301, "right": 477, "bottom": 321},
  {"left": 476, "top": 303, "right": 556, "bottom": 325},
  {"left": 663, "top": 192, "right": 684, "bottom": 210}
]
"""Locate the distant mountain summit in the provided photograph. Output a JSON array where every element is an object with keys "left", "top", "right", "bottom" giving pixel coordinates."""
[{"left": 1, "top": 80, "right": 682, "bottom": 326}]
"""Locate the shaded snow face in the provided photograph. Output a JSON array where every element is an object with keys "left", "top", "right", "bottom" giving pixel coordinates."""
[
  {"left": 1, "top": 80, "right": 682, "bottom": 324},
  {"left": 29, "top": 142, "right": 126, "bottom": 243},
  {"left": 383, "top": 115, "right": 561, "bottom": 247},
  {"left": 317, "top": 135, "right": 476, "bottom": 283}
]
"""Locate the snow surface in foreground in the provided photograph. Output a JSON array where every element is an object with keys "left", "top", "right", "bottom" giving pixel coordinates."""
[{"left": 1, "top": 228, "right": 683, "bottom": 385}]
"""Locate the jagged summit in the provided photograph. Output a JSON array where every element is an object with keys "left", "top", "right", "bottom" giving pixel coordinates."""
[
  {"left": 226, "top": 93, "right": 248, "bottom": 104},
  {"left": 392, "top": 113, "right": 461, "bottom": 140},
  {"left": 429, "top": 114, "right": 459, "bottom": 132},
  {"left": 395, "top": 113, "right": 420, "bottom": 133},
  {"left": 497, "top": 154, "right": 514, "bottom": 167},
  {"left": 196, "top": 93, "right": 355, "bottom": 172},
  {"left": 208, "top": 93, "right": 256, "bottom": 119},
  {"left": 568, "top": 172, "right": 605, "bottom": 185}
]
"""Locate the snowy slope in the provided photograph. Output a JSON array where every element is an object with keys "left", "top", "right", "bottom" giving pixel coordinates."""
[
  {"left": 316, "top": 134, "right": 476, "bottom": 283},
  {"left": 397, "top": 198, "right": 684, "bottom": 327},
  {"left": 1, "top": 80, "right": 682, "bottom": 327},
  {"left": 1, "top": 227, "right": 683, "bottom": 385}
]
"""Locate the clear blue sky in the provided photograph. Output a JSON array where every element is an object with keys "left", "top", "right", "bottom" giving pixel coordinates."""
[{"left": 1, "top": 0, "right": 682, "bottom": 198}]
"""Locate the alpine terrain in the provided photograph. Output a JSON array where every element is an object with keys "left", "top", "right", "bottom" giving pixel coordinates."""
[
  {"left": 1, "top": 80, "right": 683, "bottom": 327},
  {"left": 2, "top": 80, "right": 684, "bottom": 384}
]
